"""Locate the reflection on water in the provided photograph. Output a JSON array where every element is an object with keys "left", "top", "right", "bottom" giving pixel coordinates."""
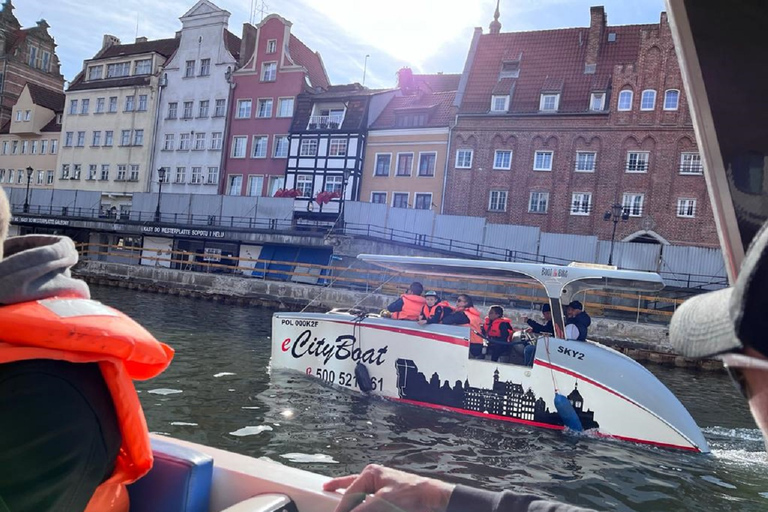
[{"left": 92, "top": 285, "right": 768, "bottom": 511}]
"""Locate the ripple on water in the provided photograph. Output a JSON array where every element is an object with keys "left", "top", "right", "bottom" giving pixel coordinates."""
[
  {"left": 230, "top": 425, "right": 273, "bottom": 437},
  {"left": 280, "top": 453, "right": 339, "bottom": 464}
]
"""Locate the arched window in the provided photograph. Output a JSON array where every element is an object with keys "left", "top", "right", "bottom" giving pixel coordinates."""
[
  {"left": 664, "top": 89, "right": 680, "bottom": 110},
  {"left": 640, "top": 90, "right": 656, "bottom": 111},
  {"left": 617, "top": 90, "right": 633, "bottom": 111}
]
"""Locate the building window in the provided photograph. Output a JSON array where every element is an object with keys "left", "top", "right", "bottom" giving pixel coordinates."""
[
  {"left": 266, "top": 39, "right": 277, "bottom": 53},
  {"left": 456, "top": 149, "right": 473, "bottom": 168},
  {"left": 125, "top": 95, "right": 135, "bottom": 112},
  {"left": 329, "top": 138, "right": 348, "bottom": 157},
  {"left": 40, "top": 140, "right": 47, "bottom": 154},
  {"left": 92, "top": 131, "right": 101, "bottom": 146},
  {"left": 120, "top": 130, "right": 131, "bottom": 146},
  {"left": 21, "top": 140, "right": 28, "bottom": 154},
  {"left": 664, "top": 89, "right": 680, "bottom": 111},
  {"left": 418, "top": 153, "right": 436, "bottom": 176},
  {"left": 278, "top": 97, "right": 294, "bottom": 117},
  {"left": 248, "top": 175, "right": 264, "bottom": 196},
  {"left": 11, "top": 140, "right": 18, "bottom": 154},
  {"left": 46, "top": 170, "right": 54, "bottom": 184},
  {"left": 590, "top": 92, "right": 605, "bottom": 111},
  {"left": 214, "top": 99, "right": 226, "bottom": 117},
  {"left": 50, "top": 139, "right": 58, "bottom": 154},
  {"left": 80, "top": 99, "right": 89, "bottom": 114},
  {"left": 107, "top": 62, "right": 130, "bottom": 78},
  {"left": 128, "top": 165, "right": 139, "bottom": 181},
  {"left": 191, "top": 167, "right": 203, "bottom": 185},
  {"left": 134, "top": 59, "right": 151, "bottom": 75},
  {"left": 167, "top": 102, "right": 178, "bottom": 119},
  {"left": 626, "top": 151, "right": 650, "bottom": 173},
  {"left": 108, "top": 97, "right": 118, "bottom": 113},
  {"left": 227, "top": 175, "right": 242, "bottom": 195},
  {"left": 199, "top": 58, "right": 210, "bottom": 76},
  {"left": 182, "top": 101, "right": 193, "bottom": 119},
  {"left": 325, "top": 175, "right": 343, "bottom": 194},
  {"left": 100, "top": 165, "right": 109, "bottom": 181},
  {"left": 533, "top": 151, "right": 553, "bottom": 171},
  {"left": 104, "top": 131, "right": 113, "bottom": 146},
  {"left": 296, "top": 175, "right": 313, "bottom": 197},
  {"left": 677, "top": 198, "right": 697, "bottom": 218},
  {"left": 252, "top": 136, "right": 268, "bottom": 158},
  {"left": 575, "top": 151, "right": 596, "bottom": 172},
  {"left": 571, "top": 193, "right": 592, "bottom": 215},
  {"left": 268, "top": 176, "right": 284, "bottom": 195},
  {"left": 179, "top": 133, "right": 191, "bottom": 150},
  {"left": 273, "top": 136, "right": 289, "bottom": 158},
  {"left": 72, "top": 164, "right": 81, "bottom": 180},
  {"left": 493, "top": 150, "right": 512, "bottom": 170},
  {"left": 174, "top": 167, "right": 185, "bottom": 183},
  {"left": 491, "top": 95, "right": 509, "bottom": 112},
  {"left": 489, "top": 190, "right": 508, "bottom": 212},
  {"left": 31, "top": 140, "right": 37, "bottom": 154},
  {"left": 529, "top": 192, "right": 549, "bottom": 213},
  {"left": 163, "top": 134, "right": 174, "bottom": 151},
  {"left": 231, "top": 136, "right": 247, "bottom": 158},
  {"left": 211, "top": 132, "right": 223, "bottom": 150},
  {"left": 414, "top": 193, "right": 432, "bottom": 210},
  {"left": 374, "top": 154, "right": 391, "bottom": 176},
  {"left": 257, "top": 98, "right": 273, "bottom": 118},
  {"left": 36, "top": 170, "right": 44, "bottom": 184},
  {"left": 60, "top": 164, "right": 70, "bottom": 179},
  {"left": 236, "top": 99, "right": 251, "bottom": 118},
  {"left": 206, "top": 167, "right": 218, "bottom": 185},
  {"left": 96, "top": 98, "right": 105, "bottom": 113},
  {"left": 88, "top": 65, "right": 103, "bottom": 80},
  {"left": 185, "top": 60, "right": 195, "bottom": 78},
  {"left": 300, "top": 139, "right": 317, "bottom": 156},
  {"left": 640, "top": 90, "right": 656, "bottom": 111},
  {"left": 198, "top": 100, "right": 209, "bottom": 118},
  {"left": 261, "top": 62, "right": 277, "bottom": 82},
  {"left": 64, "top": 132, "right": 73, "bottom": 147},
  {"left": 617, "top": 90, "right": 633, "bottom": 111},
  {"left": 194, "top": 132, "right": 206, "bottom": 150},
  {"left": 371, "top": 192, "right": 387, "bottom": 204},
  {"left": 392, "top": 193, "right": 409, "bottom": 208},
  {"left": 396, "top": 153, "right": 414, "bottom": 176},
  {"left": 138, "top": 95, "right": 147, "bottom": 111},
  {"left": 622, "top": 193, "right": 644, "bottom": 217},
  {"left": 539, "top": 93, "right": 559, "bottom": 111},
  {"left": 679, "top": 152, "right": 703, "bottom": 174},
  {"left": 17, "top": 169, "right": 24, "bottom": 183},
  {"left": 133, "top": 129, "right": 144, "bottom": 146},
  {"left": 69, "top": 99, "right": 78, "bottom": 115}
]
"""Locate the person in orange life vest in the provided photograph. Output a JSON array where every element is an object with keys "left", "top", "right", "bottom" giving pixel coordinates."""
[
  {"left": 0, "top": 188, "right": 173, "bottom": 512},
  {"left": 442, "top": 294, "right": 483, "bottom": 357},
  {"left": 417, "top": 290, "right": 452, "bottom": 325},
  {"left": 386, "top": 282, "right": 426, "bottom": 320},
  {"left": 480, "top": 305, "right": 516, "bottom": 362}
]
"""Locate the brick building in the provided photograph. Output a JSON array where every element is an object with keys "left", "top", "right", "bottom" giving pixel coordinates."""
[
  {"left": 0, "top": 0, "right": 64, "bottom": 126},
  {"left": 445, "top": 6, "right": 717, "bottom": 247}
]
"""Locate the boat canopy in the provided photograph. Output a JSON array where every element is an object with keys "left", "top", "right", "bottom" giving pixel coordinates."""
[{"left": 357, "top": 255, "right": 665, "bottom": 300}]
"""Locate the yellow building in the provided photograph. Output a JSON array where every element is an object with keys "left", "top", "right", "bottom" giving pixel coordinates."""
[
  {"left": 0, "top": 83, "right": 63, "bottom": 194},
  {"left": 56, "top": 35, "right": 179, "bottom": 215},
  {"left": 361, "top": 73, "right": 458, "bottom": 211}
]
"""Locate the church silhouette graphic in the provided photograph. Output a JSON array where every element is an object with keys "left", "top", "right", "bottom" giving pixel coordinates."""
[{"left": 395, "top": 358, "right": 599, "bottom": 429}]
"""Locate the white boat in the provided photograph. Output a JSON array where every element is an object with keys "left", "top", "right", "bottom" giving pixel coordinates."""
[{"left": 271, "top": 255, "right": 709, "bottom": 453}]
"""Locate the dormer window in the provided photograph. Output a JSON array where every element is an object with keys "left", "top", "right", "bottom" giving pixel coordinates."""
[
  {"left": 491, "top": 95, "right": 509, "bottom": 112},
  {"left": 539, "top": 93, "right": 560, "bottom": 112},
  {"left": 134, "top": 59, "right": 152, "bottom": 75},
  {"left": 87, "top": 65, "right": 103, "bottom": 81},
  {"left": 308, "top": 106, "right": 345, "bottom": 129},
  {"left": 590, "top": 92, "right": 605, "bottom": 111},
  {"left": 500, "top": 60, "right": 520, "bottom": 79}
]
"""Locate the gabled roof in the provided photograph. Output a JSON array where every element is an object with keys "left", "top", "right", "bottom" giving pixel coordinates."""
[
  {"left": 459, "top": 23, "right": 653, "bottom": 114},
  {"left": 370, "top": 90, "right": 456, "bottom": 129},
  {"left": 290, "top": 84, "right": 395, "bottom": 132},
  {"left": 26, "top": 83, "right": 64, "bottom": 112},
  {"left": 41, "top": 116, "right": 61, "bottom": 132},
  {"left": 97, "top": 37, "right": 180, "bottom": 60},
  {"left": 288, "top": 33, "right": 330, "bottom": 88}
]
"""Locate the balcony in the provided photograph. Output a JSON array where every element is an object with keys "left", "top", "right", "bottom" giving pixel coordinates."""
[{"left": 307, "top": 114, "right": 343, "bottom": 131}]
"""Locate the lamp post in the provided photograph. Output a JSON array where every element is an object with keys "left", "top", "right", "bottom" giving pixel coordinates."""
[
  {"left": 154, "top": 167, "right": 166, "bottom": 222},
  {"left": 23, "top": 166, "right": 33, "bottom": 213},
  {"left": 603, "top": 203, "right": 629, "bottom": 266}
]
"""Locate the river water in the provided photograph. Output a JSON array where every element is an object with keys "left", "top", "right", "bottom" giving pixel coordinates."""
[{"left": 92, "top": 285, "right": 767, "bottom": 511}]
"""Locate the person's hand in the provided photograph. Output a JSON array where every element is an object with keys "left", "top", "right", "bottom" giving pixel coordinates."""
[
  {"left": 522, "top": 316, "right": 529, "bottom": 323},
  {"left": 379, "top": 309, "right": 392, "bottom": 318},
  {"left": 323, "top": 464, "right": 454, "bottom": 512},
  {"left": 417, "top": 319, "right": 427, "bottom": 326}
]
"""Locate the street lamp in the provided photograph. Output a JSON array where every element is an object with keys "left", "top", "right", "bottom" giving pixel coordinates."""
[
  {"left": 23, "top": 166, "right": 33, "bottom": 213},
  {"left": 603, "top": 203, "right": 629, "bottom": 266},
  {"left": 154, "top": 167, "right": 166, "bottom": 222}
]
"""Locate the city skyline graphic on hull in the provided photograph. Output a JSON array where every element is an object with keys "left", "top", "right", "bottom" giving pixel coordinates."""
[{"left": 395, "top": 358, "right": 599, "bottom": 429}]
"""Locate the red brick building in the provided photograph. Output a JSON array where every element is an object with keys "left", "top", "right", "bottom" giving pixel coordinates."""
[
  {"left": 445, "top": 6, "right": 718, "bottom": 247},
  {"left": 0, "top": 0, "right": 64, "bottom": 126}
]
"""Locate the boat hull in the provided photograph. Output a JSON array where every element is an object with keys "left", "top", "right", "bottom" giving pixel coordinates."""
[{"left": 271, "top": 312, "right": 709, "bottom": 453}]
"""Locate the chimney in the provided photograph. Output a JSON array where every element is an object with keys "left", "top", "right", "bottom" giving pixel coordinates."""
[
  {"left": 240, "top": 23, "right": 258, "bottom": 68},
  {"left": 397, "top": 67, "right": 414, "bottom": 92},
  {"left": 135, "top": 36, "right": 148, "bottom": 43},
  {"left": 584, "top": 6, "right": 606, "bottom": 74},
  {"left": 102, "top": 34, "right": 120, "bottom": 49}
]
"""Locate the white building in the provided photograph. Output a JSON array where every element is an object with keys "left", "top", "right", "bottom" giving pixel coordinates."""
[{"left": 153, "top": 0, "right": 240, "bottom": 195}]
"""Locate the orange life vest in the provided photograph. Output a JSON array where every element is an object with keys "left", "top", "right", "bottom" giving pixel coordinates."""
[
  {"left": 0, "top": 296, "right": 174, "bottom": 512},
  {"left": 421, "top": 300, "right": 451, "bottom": 322},
  {"left": 392, "top": 294, "right": 427, "bottom": 321},
  {"left": 482, "top": 316, "right": 513, "bottom": 340},
  {"left": 456, "top": 306, "right": 483, "bottom": 344}
]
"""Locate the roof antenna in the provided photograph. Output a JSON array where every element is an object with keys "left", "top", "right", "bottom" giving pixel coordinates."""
[
  {"left": 362, "top": 54, "right": 370, "bottom": 86},
  {"left": 135, "top": 12, "right": 139, "bottom": 40}
]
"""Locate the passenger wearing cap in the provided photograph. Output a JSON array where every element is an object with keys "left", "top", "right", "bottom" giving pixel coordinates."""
[
  {"left": 524, "top": 303, "right": 554, "bottom": 335},
  {"left": 565, "top": 300, "right": 590, "bottom": 341},
  {"left": 418, "top": 291, "right": 452, "bottom": 325},
  {"left": 671, "top": 219, "right": 768, "bottom": 438}
]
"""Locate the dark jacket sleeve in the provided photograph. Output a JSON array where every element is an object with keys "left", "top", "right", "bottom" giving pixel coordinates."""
[
  {"left": 441, "top": 310, "right": 470, "bottom": 325},
  {"left": 447, "top": 484, "right": 597, "bottom": 512},
  {"left": 387, "top": 297, "right": 404, "bottom": 313},
  {"left": 526, "top": 319, "right": 554, "bottom": 335},
  {"left": 424, "top": 305, "right": 446, "bottom": 324},
  {"left": 499, "top": 322, "right": 512, "bottom": 341}
]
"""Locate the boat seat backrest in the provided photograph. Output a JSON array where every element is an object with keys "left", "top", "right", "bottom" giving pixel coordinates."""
[{"left": 127, "top": 437, "right": 214, "bottom": 512}]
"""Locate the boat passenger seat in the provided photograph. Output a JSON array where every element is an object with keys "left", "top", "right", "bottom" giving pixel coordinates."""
[
  {"left": 220, "top": 493, "right": 298, "bottom": 512},
  {"left": 127, "top": 437, "right": 213, "bottom": 512}
]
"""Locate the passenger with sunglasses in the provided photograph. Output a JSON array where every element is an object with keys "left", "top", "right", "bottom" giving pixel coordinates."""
[{"left": 442, "top": 294, "right": 484, "bottom": 357}]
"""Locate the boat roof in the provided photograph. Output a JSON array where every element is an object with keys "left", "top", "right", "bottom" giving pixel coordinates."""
[{"left": 357, "top": 255, "right": 664, "bottom": 299}]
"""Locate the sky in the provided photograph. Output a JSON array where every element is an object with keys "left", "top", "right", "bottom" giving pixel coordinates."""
[{"left": 16, "top": 0, "right": 666, "bottom": 89}]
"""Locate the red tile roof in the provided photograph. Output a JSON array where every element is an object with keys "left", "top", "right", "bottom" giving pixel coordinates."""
[
  {"left": 460, "top": 24, "right": 654, "bottom": 114},
  {"left": 371, "top": 90, "right": 456, "bottom": 129},
  {"left": 289, "top": 34, "right": 330, "bottom": 89},
  {"left": 412, "top": 73, "right": 461, "bottom": 93}
]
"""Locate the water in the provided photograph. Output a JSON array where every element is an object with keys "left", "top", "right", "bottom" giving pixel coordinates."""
[{"left": 92, "top": 285, "right": 767, "bottom": 511}]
